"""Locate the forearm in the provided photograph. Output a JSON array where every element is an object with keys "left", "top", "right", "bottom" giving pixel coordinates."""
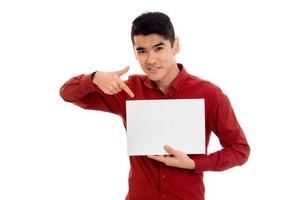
[
  {"left": 59, "top": 73, "right": 123, "bottom": 113},
  {"left": 191, "top": 87, "right": 250, "bottom": 173},
  {"left": 192, "top": 141, "right": 250, "bottom": 173},
  {"left": 60, "top": 73, "right": 97, "bottom": 102}
]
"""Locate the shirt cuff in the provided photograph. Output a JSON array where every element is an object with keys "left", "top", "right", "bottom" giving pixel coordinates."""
[{"left": 192, "top": 154, "right": 212, "bottom": 174}]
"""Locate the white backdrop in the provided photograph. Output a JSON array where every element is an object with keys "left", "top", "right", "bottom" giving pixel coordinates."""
[{"left": 0, "top": 0, "right": 299, "bottom": 199}]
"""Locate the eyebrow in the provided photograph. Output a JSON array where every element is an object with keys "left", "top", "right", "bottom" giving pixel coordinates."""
[{"left": 135, "top": 42, "right": 165, "bottom": 51}]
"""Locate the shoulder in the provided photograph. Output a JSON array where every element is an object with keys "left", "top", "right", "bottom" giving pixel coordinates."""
[
  {"left": 186, "top": 74, "right": 233, "bottom": 117},
  {"left": 186, "top": 73, "right": 223, "bottom": 97},
  {"left": 128, "top": 74, "right": 147, "bottom": 81},
  {"left": 125, "top": 74, "right": 146, "bottom": 85}
]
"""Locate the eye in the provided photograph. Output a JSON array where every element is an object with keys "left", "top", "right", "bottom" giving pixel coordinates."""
[
  {"left": 155, "top": 47, "right": 164, "bottom": 52},
  {"left": 137, "top": 50, "right": 145, "bottom": 54}
]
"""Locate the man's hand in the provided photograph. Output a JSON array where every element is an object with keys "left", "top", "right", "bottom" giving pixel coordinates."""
[
  {"left": 92, "top": 66, "right": 134, "bottom": 97},
  {"left": 147, "top": 145, "right": 195, "bottom": 170}
]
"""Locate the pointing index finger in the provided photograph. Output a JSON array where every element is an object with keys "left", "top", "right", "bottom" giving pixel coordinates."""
[{"left": 119, "top": 80, "right": 134, "bottom": 97}]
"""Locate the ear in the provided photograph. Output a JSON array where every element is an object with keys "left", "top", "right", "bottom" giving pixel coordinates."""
[{"left": 173, "top": 37, "right": 180, "bottom": 54}]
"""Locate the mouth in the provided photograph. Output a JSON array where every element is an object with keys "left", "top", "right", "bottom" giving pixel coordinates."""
[{"left": 147, "top": 67, "right": 162, "bottom": 73}]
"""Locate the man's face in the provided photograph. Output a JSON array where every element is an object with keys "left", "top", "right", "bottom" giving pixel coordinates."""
[{"left": 133, "top": 34, "right": 179, "bottom": 82}]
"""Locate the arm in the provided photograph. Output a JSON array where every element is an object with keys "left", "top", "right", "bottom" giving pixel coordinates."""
[
  {"left": 59, "top": 66, "right": 134, "bottom": 114},
  {"left": 192, "top": 89, "right": 250, "bottom": 173},
  {"left": 147, "top": 89, "right": 250, "bottom": 172}
]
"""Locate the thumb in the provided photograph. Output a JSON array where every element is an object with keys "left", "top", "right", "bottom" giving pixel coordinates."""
[
  {"left": 115, "top": 66, "right": 129, "bottom": 76},
  {"left": 164, "top": 145, "right": 178, "bottom": 156}
]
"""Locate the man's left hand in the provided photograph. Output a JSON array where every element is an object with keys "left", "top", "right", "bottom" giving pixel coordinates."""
[{"left": 147, "top": 145, "right": 195, "bottom": 170}]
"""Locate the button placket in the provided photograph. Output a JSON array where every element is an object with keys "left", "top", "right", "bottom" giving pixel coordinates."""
[{"left": 159, "top": 167, "right": 168, "bottom": 199}]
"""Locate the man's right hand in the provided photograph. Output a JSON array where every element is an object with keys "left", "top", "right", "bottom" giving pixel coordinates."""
[{"left": 92, "top": 66, "right": 135, "bottom": 97}]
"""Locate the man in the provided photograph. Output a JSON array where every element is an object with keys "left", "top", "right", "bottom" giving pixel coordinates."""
[{"left": 60, "top": 12, "right": 250, "bottom": 200}]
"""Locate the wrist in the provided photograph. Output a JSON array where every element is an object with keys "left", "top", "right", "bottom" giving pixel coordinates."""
[
  {"left": 92, "top": 71, "right": 102, "bottom": 83},
  {"left": 188, "top": 159, "right": 196, "bottom": 170}
]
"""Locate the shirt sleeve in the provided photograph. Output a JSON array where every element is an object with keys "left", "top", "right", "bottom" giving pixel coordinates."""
[
  {"left": 59, "top": 72, "right": 124, "bottom": 115},
  {"left": 192, "top": 87, "right": 250, "bottom": 173}
]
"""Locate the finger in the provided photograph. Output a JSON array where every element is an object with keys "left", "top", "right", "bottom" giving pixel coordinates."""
[
  {"left": 148, "top": 155, "right": 177, "bottom": 167},
  {"left": 119, "top": 80, "right": 135, "bottom": 97},
  {"left": 110, "top": 88, "right": 119, "bottom": 94},
  {"left": 115, "top": 66, "right": 129, "bottom": 77},
  {"left": 113, "top": 84, "right": 122, "bottom": 92},
  {"left": 147, "top": 155, "right": 167, "bottom": 163},
  {"left": 117, "top": 87, "right": 123, "bottom": 92}
]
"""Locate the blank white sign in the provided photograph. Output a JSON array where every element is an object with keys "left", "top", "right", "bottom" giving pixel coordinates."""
[{"left": 126, "top": 99, "right": 205, "bottom": 156}]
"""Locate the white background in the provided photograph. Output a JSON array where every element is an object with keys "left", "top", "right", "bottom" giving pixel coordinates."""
[{"left": 0, "top": 0, "right": 299, "bottom": 199}]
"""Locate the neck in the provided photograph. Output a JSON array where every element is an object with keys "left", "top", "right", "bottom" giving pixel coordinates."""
[{"left": 155, "top": 64, "right": 180, "bottom": 94}]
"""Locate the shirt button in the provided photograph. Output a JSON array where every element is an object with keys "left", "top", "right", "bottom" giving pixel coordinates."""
[
  {"left": 162, "top": 194, "right": 166, "bottom": 198},
  {"left": 162, "top": 174, "right": 166, "bottom": 179}
]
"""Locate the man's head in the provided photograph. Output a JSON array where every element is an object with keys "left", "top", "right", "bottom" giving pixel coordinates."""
[
  {"left": 131, "top": 12, "right": 180, "bottom": 84},
  {"left": 131, "top": 12, "right": 175, "bottom": 46}
]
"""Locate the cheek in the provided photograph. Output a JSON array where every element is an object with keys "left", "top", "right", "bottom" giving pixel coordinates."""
[
  {"left": 135, "top": 57, "right": 143, "bottom": 66},
  {"left": 168, "top": 52, "right": 176, "bottom": 62},
  {"left": 137, "top": 58, "right": 147, "bottom": 70},
  {"left": 137, "top": 55, "right": 146, "bottom": 63},
  {"left": 162, "top": 51, "right": 173, "bottom": 59}
]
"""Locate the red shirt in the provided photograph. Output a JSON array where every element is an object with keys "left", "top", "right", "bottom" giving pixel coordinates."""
[{"left": 60, "top": 64, "right": 250, "bottom": 200}]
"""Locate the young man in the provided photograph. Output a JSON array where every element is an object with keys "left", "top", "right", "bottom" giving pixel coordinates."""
[{"left": 60, "top": 12, "right": 250, "bottom": 200}]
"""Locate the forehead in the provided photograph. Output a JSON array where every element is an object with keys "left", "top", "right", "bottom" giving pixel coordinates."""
[{"left": 133, "top": 34, "right": 171, "bottom": 48}]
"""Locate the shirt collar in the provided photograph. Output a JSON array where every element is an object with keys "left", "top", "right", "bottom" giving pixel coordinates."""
[{"left": 143, "top": 63, "right": 189, "bottom": 91}]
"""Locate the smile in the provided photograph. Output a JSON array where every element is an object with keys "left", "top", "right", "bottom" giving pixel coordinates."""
[{"left": 148, "top": 67, "right": 162, "bottom": 73}]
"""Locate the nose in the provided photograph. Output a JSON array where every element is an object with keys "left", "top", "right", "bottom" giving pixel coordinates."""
[{"left": 146, "top": 51, "right": 157, "bottom": 66}]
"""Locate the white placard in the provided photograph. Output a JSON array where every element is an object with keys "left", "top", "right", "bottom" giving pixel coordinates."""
[{"left": 126, "top": 99, "right": 205, "bottom": 156}]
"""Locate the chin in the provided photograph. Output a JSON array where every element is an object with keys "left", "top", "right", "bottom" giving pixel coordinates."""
[{"left": 146, "top": 74, "right": 162, "bottom": 82}]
